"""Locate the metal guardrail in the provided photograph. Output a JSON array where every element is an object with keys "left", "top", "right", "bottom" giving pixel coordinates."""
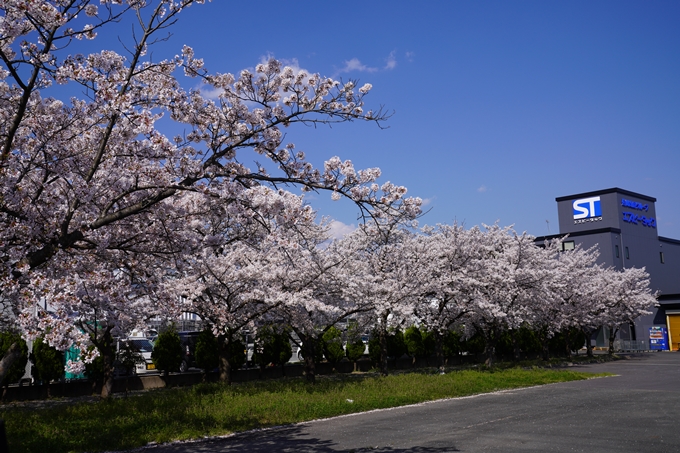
[{"left": 614, "top": 340, "right": 649, "bottom": 352}]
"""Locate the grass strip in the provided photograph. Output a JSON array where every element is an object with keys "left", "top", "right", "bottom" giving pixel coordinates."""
[{"left": 0, "top": 367, "right": 609, "bottom": 453}]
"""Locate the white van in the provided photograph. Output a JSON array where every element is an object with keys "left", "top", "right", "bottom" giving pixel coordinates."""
[{"left": 117, "top": 337, "right": 156, "bottom": 374}]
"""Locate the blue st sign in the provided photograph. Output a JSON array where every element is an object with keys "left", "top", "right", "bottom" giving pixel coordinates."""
[{"left": 573, "top": 196, "right": 602, "bottom": 224}]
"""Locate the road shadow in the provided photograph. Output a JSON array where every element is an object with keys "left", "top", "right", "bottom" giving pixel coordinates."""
[{"left": 146, "top": 424, "right": 460, "bottom": 452}]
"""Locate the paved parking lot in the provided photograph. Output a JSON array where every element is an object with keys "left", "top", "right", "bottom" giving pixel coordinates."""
[{"left": 138, "top": 353, "right": 680, "bottom": 453}]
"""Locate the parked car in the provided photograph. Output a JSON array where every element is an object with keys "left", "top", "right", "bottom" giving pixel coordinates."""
[{"left": 117, "top": 337, "right": 155, "bottom": 375}]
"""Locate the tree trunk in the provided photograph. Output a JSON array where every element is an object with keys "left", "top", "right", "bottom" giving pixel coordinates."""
[
  {"left": 583, "top": 328, "right": 594, "bottom": 358},
  {"left": 564, "top": 329, "right": 572, "bottom": 360},
  {"left": 97, "top": 331, "right": 116, "bottom": 399},
  {"left": 536, "top": 329, "right": 549, "bottom": 362},
  {"left": 219, "top": 353, "right": 232, "bottom": 384},
  {"left": 608, "top": 325, "right": 618, "bottom": 355},
  {"left": 541, "top": 338, "right": 550, "bottom": 362},
  {"left": 301, "top": 337, "right": 316, "bottom": 384},
  {"left": 0, "top": 343, "right": 22, "bottom": 387},
  {"left": 218, "top": 337, "right": 233, "bottom": 385},
  {"left": 484, "top": 328, "right": 497, "bottom": 367},
  {"left": 510, "top": 329, "right": 521, "bottom": 362},
  {"left": 379, "top": 324, "right": 389, "bottom": 376},
  {"left": 434, "top": 331, "right": 445, "bottom": 369},
  {"left": 100, "top": 348, "right": 116, "bottom": 399}
]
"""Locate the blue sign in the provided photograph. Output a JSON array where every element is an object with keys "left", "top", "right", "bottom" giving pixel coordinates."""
[
  {"left": 622, "top": 212, "right": 656, "bottom": 228},
  {"left": 621, "top": 198, "right": 649, "bottom": 211},
  {"left": 649, "top": 326, "right": 668, "bottom": 351},
  {"left": 573, "top": 196, "right": 601, "bottom": 219},
  {"left": 573, "top": 196, "right": 602, "bottom": 224}
]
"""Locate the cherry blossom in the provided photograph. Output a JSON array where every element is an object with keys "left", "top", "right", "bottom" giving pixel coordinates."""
[{"left": 0, "top": 0, "right": 420, "bottom": 390}]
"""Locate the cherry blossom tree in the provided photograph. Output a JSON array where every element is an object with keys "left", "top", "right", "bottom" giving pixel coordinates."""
[
  {"left": 600, "top": 266, "right": 656, "bottom": 355},
  {"left": 533, "top": 242, "right": 654, "bottom": 359},
  {"left": 531, "top": 241, "right": 600, "bottom": 359},
  {"left": 0, "top": 0, "right": 421, "bottom": 389},
  {"left": 467, "top": 225, "right": 550, "bottom": 366},
  {"left": 275, "top": 223, "right": 377, "bottom": 383},
  {"left": 164, "top": 189, "right": 330, "bottom": 384},
  {"left": 339, "top": 222, "right": 426, "bottom": 376},
  {"left": 565, "top": 264, "right": 620, "bottom": 357},
  {"left": 415, "top": 223, "right": 486, "bottom": 368}
]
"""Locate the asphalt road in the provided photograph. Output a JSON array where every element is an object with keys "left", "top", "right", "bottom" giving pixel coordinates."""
[{"left": 136, "top": 353, "right": 680, "bottom": 453}]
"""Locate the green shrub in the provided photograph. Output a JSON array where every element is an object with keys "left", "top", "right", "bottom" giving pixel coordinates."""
[
  {"left": 441, "top": 329, "right": 462, "bottom": 357},
  {"left": 117, "top": 341, "right": 143, "bottom": 375},
  {"left": 0, "top": 332, "right": 28, "bottom": 385},
  {"left": 322, "top": 326, "right": 345, "bottom": 365},
  {"left": 567, "top": 328, "right": 587, "bottom": 352},
  {"left": 422, "top": 329, "right": 435, "bottom": 357},
  {"left": 460, "top": 331, "right": 486, "bottom": 355},
  {"left": 252, "top": 325, "right": 292, "bottom": 368},
  {"left": 151, "top": 328, "right": 183, "bottom": 375},
  {"left": 194, "top": 329, "right": 219, "bottom": 372},
  {"left": 496, "top": 329, "right": 516, "bottom": 357},
  {"left": 297, "top": 337, "right": 324, "bottom": 364},
  {"left": 404, "top": 325, "right": 425, "bottom": 358},
  {"left": 548, "top": 327, "right": 586, "bottom": 357},
  {"left": 368, "top": 333, "right": 381, "bottom": 366},
  {"left": 405, "top": 326, "right": 436, "bottom": 360},
  {"left": 30, "top": 337, "right": 64, "bottom": 383},
  {"left": 516, "top": 326, "right": 542, "bottom": 355},
  {"left": 368, "top": 327, "right": 407, "bottom": 367},
  {"left": 345, "top": 323, "right": 366, "bottom": 364},
  {"left": 223, "top": 337, "right": 247, "bottom": 370},
  {"left": 387, "top": 328, "right": 407, "bottom": 359}
]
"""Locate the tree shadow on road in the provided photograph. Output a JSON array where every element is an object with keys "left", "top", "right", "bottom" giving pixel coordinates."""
[{"left": 146, "top": 424, "right": 460, "bottom": 452}]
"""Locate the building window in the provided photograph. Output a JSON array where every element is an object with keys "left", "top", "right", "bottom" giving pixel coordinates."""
[
  {"left": 625, "top": 246, "right": 630, "bottom": 259},
  {"left": 660, "top": 252, "right": 665, "bottom": 264},
  {"left": 615, "top": 245, "right": 620, "bottom": 258},
  {"left": 562, "top": 241, "right": 575, "bottom": 251}
]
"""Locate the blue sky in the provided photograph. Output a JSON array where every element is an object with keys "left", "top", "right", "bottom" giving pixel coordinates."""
[{"left": 77, "top": 1, "right": 680, "bottom": 239}]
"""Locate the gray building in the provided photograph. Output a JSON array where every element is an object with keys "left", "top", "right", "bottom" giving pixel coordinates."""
[{"left": 535, "top": 188, "right": 680, "bottom": 350}]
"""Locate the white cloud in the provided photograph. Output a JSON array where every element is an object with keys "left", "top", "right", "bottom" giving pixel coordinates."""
[
  {"left": 405, "top": 51, "right": 415, "bottom": 62},
  {"left": 340, "top": 58, "right": 378, "bottom": 74},
  {"left": 385, "top": 51, "right": 397, "bottom": 70},
  {"left": 421, "top": 197, "right": 434, "bottom": 206},
  {"left": 327, "top": 220, "right": 357, "bottom": 239},
  {"left": 477, "top": 185, "right": 489, "bottom": 193},
  {"left": 197, "top": 84, "right": 224, "bottom": 100},
  {"left": 340, "top": 51, "right": 398, "bottom": 74}
]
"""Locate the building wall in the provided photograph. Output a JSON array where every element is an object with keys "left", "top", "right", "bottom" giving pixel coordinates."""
[
  {"left": 556, "top": 188, "right": 657, "bottom": 236},
  {"left": 539, "top": 188, "right": 680, "bottom": 349},
  {"left": 655, "top": 237, "right": 680, "bottom": 295}
]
